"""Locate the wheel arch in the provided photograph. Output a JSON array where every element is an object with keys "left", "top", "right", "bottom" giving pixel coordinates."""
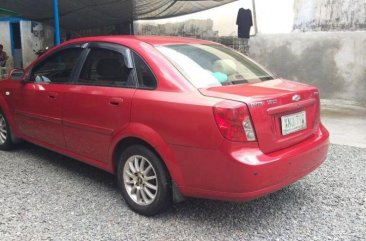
[
  {"left": 0, "top": 95, "right": 18, "bottom": 136},
  {"left": 109, "top": 123, "right": 185, "bottom": 189},
  {"left": 112, "top": 137, "right": 165, "bottom": 173}
]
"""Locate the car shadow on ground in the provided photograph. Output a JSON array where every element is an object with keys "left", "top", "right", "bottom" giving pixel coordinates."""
[
  {"left": 15, "top": 141, "right": 117, "bottom": 186},
  {"left": 14, "top": 142, "right": 310, "bottom": 224},
  {"left": 161, "top": 186, "right": 307, "bottom": 227}
]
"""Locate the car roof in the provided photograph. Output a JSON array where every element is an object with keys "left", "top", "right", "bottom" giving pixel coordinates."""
[
  {"left": 64, "top": 35, "right": 218, "bottom": 46},
  {"left": 132, "top": 35, "right": 216, "bottom": 45}
]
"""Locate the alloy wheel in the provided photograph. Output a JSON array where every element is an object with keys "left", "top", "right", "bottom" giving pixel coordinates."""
[
  {"left": 123, "top": 155, "right": 158, "bottom": 206},
  {"left": 0, "top": 114, "right": 7, "bottom": 144}
]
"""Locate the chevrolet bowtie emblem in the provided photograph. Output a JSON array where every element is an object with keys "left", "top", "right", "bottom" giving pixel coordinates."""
[{"left": 292, "top": 94, "right": 301, "bottom": 102}]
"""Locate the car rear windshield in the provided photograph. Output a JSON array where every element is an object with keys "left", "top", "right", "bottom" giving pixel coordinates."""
[{"left": 156, "top": 44, "right": 274, "bottom": 88}]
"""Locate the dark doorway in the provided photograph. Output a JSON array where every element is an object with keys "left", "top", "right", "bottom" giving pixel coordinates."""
[{"left": 10, "top": 22, "right": 23, "bottom": 68}]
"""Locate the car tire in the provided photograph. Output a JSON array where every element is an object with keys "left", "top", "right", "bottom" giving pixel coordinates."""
[
  {"left": 117, "top": 145, "right": 172, "bottom": 216},
  {"left": 0, "top": 110, "right": 14, "bottom": 150}
]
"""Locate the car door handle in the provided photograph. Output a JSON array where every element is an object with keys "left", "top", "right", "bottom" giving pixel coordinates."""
[
  {"left": 109, "top": 98, "right": 123, "bottom": 106},
  {"left": 48, "top": 92, "right": 58, "bottom": 99}
]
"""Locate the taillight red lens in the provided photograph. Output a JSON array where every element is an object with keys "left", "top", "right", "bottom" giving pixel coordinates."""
[{"left": 213, "top": 100, "right": 256, "bottom": 142}]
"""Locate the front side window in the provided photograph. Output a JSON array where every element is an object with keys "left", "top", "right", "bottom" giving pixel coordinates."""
[
  {"left": 79, "top": 48, "right": 134, "bottom": 87},
  {"left": 156, "top": 44, "right": 273, "bottom": 88},
  {"left": 30, "top": 48, "right": 83, "bottom": 83}
]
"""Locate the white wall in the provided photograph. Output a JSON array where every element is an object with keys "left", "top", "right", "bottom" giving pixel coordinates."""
[
  {"left": 0, "top": 21, "right": 13, "bottom": 68},
  {"left": 20, "top": 20, "right": 54, "bottom": 67},
  {"left": 1, "top": 20, "right": 54, "bottom": 69},
  {"left": 20, "top": 21, "right": 40, "bottom": 67},
  {"left": 255, "top": 0, "right": 294, "bottom": 33},
  {"left": 293, "top": 0, "right": 366, "bottom": 31}
]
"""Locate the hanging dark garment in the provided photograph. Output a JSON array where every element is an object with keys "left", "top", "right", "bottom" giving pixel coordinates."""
[{"left": 236, "top": 8, "right": 253, "bottom": 39}]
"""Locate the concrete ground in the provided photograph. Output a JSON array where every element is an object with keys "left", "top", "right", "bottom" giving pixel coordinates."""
[{"left": 321, "top": 99, "right": 366, "bottom": 148}]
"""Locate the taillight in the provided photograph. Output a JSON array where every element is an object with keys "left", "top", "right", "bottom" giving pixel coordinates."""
[{"left": 213, "top": 100, "right": 256, "bottom": 142}]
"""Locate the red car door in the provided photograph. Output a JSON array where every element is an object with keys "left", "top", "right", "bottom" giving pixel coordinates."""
[
  {"left": 13, "top": 47, "right": 84, "bottom": 147},
  {"left": 62, "top": 43, "right": 136, "bottom": 163}
]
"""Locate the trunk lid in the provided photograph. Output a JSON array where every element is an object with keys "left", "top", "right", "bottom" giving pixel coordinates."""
[{"left": 200, "top": 79, "right": 320, "bottom": 153}]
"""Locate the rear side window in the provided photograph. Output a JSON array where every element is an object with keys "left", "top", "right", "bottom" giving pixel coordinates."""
[
  {"left": 133, "top": 52, "right": 157, "bottom": 89},
  {"left": 156, "top": 44, "right": 273, "bottom": 88},
  {"left": 30, "top": 48, "right": 82, "bottom": 83},
  {"left": 79, "top": 48, "right": 134, "bottom": 87}
]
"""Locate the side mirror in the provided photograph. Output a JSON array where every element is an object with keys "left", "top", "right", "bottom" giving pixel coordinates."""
[{"left": 10, "top": 69, "right": 26, "bottom": 81}]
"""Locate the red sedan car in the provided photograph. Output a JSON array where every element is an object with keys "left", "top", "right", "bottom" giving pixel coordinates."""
[{"left": 0, "top": 36, "right": 329, "bottom": 216}]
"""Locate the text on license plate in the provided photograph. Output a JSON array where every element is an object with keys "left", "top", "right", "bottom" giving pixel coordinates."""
[{"left": 281, "top": 111, "right": 307, "bottom": 135}]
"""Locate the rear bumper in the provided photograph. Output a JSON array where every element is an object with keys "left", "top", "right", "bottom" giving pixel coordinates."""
[{"left": 172, "top": 124, "right": 329, "bottom": 201}]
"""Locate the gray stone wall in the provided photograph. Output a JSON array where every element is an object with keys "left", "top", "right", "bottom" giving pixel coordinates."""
[
  {"left": 293, "top": 0, "right": 366, "bottom": 31},
  {"left": 20, "top": 21, "right": 54, "bottom": 67},
  {"left": 249, "top": 32, "right": 366, "bottom": 104},
  {"left": 0, "top": 22, "right": 12, "bottom": 69},
  {"left": 135, "top": 19, "right": 218, "bottom": 38}
]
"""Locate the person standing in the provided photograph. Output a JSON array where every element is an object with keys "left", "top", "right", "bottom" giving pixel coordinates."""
[
  {"left": 0, "top": 44, "right": 9, "bottom": 67},
  {"left": 236, "top": 8, "right": 253, "bottom": 56}
]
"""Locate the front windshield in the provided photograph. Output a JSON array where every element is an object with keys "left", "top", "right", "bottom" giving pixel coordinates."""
[{"left": 156, "top": 44, "right": 274, "bottom": 88}]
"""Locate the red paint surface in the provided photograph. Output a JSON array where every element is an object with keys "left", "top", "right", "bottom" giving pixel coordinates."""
[{"left": 0, "top": 36, "right": 329, "bottom": 201}]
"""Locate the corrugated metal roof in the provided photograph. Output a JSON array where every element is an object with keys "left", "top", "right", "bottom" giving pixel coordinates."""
[{"left": 0, "top": 0, "right": 237, "bottom": 30}]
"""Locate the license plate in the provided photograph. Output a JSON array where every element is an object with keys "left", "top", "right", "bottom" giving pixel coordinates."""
[{"left": 281, "top": 111, "right": 307, "bottom": 135}]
